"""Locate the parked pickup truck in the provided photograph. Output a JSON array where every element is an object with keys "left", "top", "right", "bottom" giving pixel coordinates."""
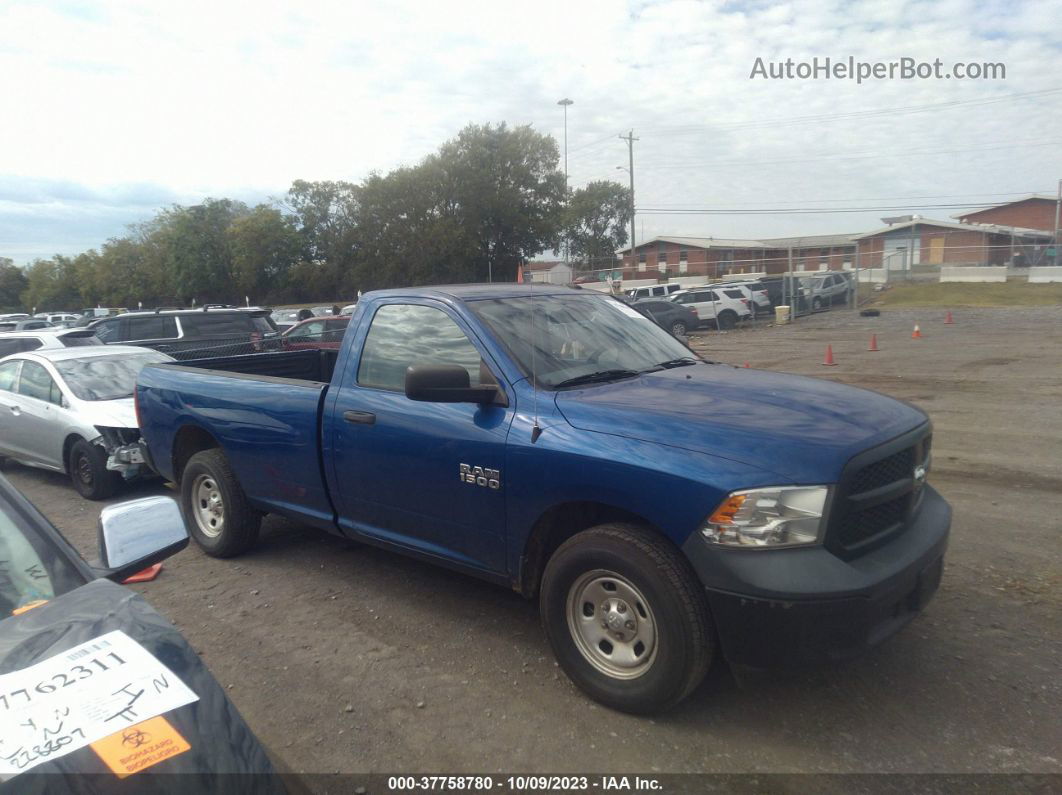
[{"left": 133, "top": 284, "right": 950, "bottom": 714}]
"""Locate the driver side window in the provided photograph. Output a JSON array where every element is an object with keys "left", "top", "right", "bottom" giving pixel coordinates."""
[{"left": 357, "top": 304, "right": 483, "bottom": 392}]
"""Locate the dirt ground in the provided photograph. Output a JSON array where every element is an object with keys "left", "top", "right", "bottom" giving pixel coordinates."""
[{"left": 4, "top": 305, "right": 1061, "bottom": 779}]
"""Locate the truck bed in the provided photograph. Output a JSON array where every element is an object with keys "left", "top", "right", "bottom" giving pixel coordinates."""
[
  {"left": 136, "top": 349, "right": 337, "bottom": 527},
  {"left": 177, "top": 348, "right": 340, "bottom": 383}
]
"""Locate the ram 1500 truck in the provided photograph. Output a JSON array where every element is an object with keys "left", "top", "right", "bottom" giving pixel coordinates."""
[{"left": 134, "top": 285, "right": 949, "bottom": 714}]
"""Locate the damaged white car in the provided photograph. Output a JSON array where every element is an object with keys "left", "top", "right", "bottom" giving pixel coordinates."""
[{"left": 0, "top": 346, "right": 173, "bottom": 499}]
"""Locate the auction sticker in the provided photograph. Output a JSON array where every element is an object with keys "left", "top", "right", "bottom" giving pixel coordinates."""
[{"left": 0, "top": 630, "right": 198, "bottom": 778}]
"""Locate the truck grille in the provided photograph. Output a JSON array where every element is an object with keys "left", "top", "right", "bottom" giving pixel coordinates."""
[{"left": 828, "top": 430, "right": 932, "bottom": 557}]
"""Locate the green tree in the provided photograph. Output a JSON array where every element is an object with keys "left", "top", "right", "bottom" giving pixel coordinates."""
[
  {"left": 227, "top": 205, "right": 301, "bottom": 299},
  {"left": 20, "top": 256, "right": 81, "bottom": 311},
  {"left": 158, "top": 198, "right": 249, "bottom": 303},
  {"left": 0, "top": 259, "right": 28, "bottom": 311},
  {"left": 435, "top": 123, "right": 566, "bottom": 282},
  {"left": 564, "top": 180, "right": 632, "bottom": 270}
]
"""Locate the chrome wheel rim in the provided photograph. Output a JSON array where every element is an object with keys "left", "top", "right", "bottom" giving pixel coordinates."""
[
  {"left": 192, "top": 474, "right": 224, "bottom": 538},
  {"left": 671, "top": 322, "right": 686, "bottom": 336},
  {"left": 566, "top": 569, "right": 657, "bottom": 680}
]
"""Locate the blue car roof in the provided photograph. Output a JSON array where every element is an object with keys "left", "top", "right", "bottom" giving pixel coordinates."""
[{"left": 364, "top": 284, "right": 587, "bottom": 302}]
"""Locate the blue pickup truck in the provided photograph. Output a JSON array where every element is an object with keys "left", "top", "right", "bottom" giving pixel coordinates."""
[{"left": 134, "top": 284, "right": 949, "bottom": 713}]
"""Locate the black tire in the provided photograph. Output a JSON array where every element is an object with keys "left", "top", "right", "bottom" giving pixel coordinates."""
[
  {"left": 812, "top": 297, "right": 823, "bottom": 312},
  {"left": 670, "top": 320, "right": 688, "bottom": 337},
  {"left": 540, "top": 523, "right": 714, "bottom": 714},
  {"left": 180, "top": 449, "right": 261, "bottom": 557},
  {"left": 716, "top": 310, "right": 737, "bottom": 330},
  {"left": 69, "top": 439, "right": 121, "bottom": 500}
]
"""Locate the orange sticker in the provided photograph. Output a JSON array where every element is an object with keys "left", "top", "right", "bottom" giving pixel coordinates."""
[{"left": 90, "top": 715, "right": 191, "bottom": 778}]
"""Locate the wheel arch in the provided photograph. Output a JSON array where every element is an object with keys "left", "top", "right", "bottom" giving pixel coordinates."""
[
  {"left": 517, "top": 501, "right": 666, "bottom": 598},
  {"left": 62, "top": 433, "right": 90, "bottom": 474},
  {"left": 172, "top": 424, "right": 220, "bottom": 483}
]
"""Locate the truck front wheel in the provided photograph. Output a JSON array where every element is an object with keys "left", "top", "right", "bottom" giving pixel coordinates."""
[
  {"left": 540, "top": 523, "right": 713, "bottom": 714},
  {"left": 180, "top": 449, "right": 261, "bottom": 557}
]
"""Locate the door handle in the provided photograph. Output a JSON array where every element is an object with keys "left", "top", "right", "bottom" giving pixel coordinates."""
[
  {"left": 343, "top": 410, "right": 376, "bottom": 425},
  {"left": 9, "top": 405, "right": 20, "bottom": 416}
]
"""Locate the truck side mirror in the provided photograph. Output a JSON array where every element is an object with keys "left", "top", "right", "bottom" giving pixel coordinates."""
[
  {"left": 93, "top": 496, "right": 189, "bottom": 583},
  {"left": 405, "top": 364, "right": 506, "bottom": 406}
]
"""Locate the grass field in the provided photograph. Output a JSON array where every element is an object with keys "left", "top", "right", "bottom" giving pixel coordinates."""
[{"left": 859, "top": 280, "right": 1062, "bottom": 307}]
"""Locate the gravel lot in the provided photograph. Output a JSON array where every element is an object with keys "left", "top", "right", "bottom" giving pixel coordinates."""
[{"left": 4, "top": 305, "right": 1061, "bottom": 779}]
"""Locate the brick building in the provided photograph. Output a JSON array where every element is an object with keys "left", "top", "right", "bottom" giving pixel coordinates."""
[
  {"left": 853, "top": 217, "right": 1053, "bottom": 268},
  {"left": 618, "top": 233, "right": 858, "bottom": 279},
  {"left": 954, "top": 194, "right": 1059, "bottom": 233}
]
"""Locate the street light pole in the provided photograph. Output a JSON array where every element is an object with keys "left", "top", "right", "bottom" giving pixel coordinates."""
[{"left": 557, "top": 98, "right": 574, "bottom": 275}]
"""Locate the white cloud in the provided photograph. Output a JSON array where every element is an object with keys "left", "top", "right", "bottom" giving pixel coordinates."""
[{"left": 0, "top": 0, "right": 1060, "bottom": 262}]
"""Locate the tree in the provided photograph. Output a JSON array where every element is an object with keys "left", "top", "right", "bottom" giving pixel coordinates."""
[
  {"left": 435, "top": 123, "right": 566, "bottom": 282},
  {"left": 20, "top": 256, "right": 81, "bottom": 311},
  {"left": 227, "top": 205, "right": 301, "bottom": 299},
  {"left": 158, "top": 198, "right": 249, "bottom": 303},
  {"left": 0, "top": 259, "right": 28, "bottom": 311},
  {"left": 564, "top": 180, "right": 632, "bottom": 270}
]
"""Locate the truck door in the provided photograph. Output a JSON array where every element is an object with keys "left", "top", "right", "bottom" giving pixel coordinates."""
[{"left": 327, "top": 300, "right": 513, "bottom": 575}]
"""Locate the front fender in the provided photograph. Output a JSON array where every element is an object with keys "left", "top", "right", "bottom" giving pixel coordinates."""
[{"left": 503, "top": 403, "right": 783, "bottom": 578}]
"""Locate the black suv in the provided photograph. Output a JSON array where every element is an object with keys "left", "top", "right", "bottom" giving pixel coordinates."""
[{"left": 89, "top": 308, "right": 279, "bottom": 359}]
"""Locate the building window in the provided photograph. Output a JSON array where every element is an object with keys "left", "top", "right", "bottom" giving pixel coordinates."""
[
  {"left": 637, "top": 252, "right": 646, "bottom": 272},
  {"left": 679, "top": 260, "right": 688, "bottom": 274},
  {"left": 679, "top": 249, "right": 688, "bottom": 263}
]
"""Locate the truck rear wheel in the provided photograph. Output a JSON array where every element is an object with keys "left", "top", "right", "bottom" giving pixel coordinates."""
[
  {"left": 540, "top": 523, "right": 713, "bottom": 714},
  {"left": 180, "top": 449, "right": 260, "bottom": 557}
]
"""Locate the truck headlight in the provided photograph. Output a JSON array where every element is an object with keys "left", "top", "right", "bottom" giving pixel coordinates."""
[{"left": 701, "top": 486, "right": 829, "bottom": 548}]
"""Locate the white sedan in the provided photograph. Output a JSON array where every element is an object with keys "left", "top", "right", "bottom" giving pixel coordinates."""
[{"left": 0, "top": 346, "right": 173, "bottom": 499}]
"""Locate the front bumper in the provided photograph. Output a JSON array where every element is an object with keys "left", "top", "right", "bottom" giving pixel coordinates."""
[{"left": 681, "top": 485, "right": 950, "bottom": 668}]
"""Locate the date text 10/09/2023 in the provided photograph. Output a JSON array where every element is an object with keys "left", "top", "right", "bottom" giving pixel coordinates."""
[{"left": 387, "top": 776, "right": 664, "bottom": 791}]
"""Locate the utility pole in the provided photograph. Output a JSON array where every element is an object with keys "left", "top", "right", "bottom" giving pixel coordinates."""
[
  {"left": 619, "top": 130, "right": 638, "bottom": 274},
  {"left": 1054, "top": 178, "right": 1061, "bottom": 266}
]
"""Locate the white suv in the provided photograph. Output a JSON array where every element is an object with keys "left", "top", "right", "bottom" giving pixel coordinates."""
[
  {"left": 715, "top": 282, "right": 772, "bottom": 318},
  {"left": 669, "top": 288, "right": 752, "bottom": 329},
  {"left": 625, "top": 283, "right": 686, "bottom": 301},
  {"left": 0, "top": 328, "right": 101, "bottom": 358}
]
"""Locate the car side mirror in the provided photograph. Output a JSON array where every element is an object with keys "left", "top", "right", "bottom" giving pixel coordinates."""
[
  {"left": 405, "top": 364, "right": 506, "bottom": 406},
  {"left": 93, "top": 496, "right": 189, "bottom": 583}
]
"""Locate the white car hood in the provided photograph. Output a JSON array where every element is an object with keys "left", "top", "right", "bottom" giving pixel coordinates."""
[{"left": 76, "top": 397, "right": 138, "bottom": 429}]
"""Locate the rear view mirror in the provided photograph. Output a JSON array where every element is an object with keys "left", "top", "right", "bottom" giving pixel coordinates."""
[
  {"left": 405, "top": 364, "right": 505, "bottom": 406},
  {"left": 94, "top": 496, "right": 189, "bottom": 583}
]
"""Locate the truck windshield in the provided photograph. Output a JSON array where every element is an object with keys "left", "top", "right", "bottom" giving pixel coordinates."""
[{"left": 470, "top": 294, "right": 700, "bottom": 389}]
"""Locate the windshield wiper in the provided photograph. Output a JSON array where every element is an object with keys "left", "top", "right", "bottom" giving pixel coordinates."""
[
  {"left": 554, "top": 369, "right": 641, "bottom": 388},
  {"left": 651, "top": 357, "right": 700, "bottom": 369}
]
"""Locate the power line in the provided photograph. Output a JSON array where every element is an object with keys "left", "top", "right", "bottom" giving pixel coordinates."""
[
  {"left": 635, "top": 86, "right": 1062, "bottom": 136},
  {"left": 634, "top": 203, "right": 1006, "bottom": 215},
  {"left": 633, "top": 140, "right": 1060, "bottom": 170}
]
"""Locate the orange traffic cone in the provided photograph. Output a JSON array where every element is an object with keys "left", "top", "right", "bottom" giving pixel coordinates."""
[
  {"left": 868, "top": 334, "right": 879, "bottom": 352},
  {"left": 123, "top": 563, "right": 163, "bottom": 584},
  {"left": 822, "top": 345, "right": 838, "bottom": 366},
  {"left": 944, "top": 311, "right": 954, "bottom": 325},
  {"left": 912, "top": 324, "right": 922, "bottom": 339}
]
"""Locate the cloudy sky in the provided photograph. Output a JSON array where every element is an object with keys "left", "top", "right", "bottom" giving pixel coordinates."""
[{"left": 1, "top": 0, "right": 1060, "bottom": 264}]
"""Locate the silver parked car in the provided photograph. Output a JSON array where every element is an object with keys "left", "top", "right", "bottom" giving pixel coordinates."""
[{"left": 0, "top": 346, "right": 173, "bottom": 499}]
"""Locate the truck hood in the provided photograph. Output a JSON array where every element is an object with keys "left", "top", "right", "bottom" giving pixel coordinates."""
[{"left": 554, "top": 364, "right": 927, "bottom": 483}]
